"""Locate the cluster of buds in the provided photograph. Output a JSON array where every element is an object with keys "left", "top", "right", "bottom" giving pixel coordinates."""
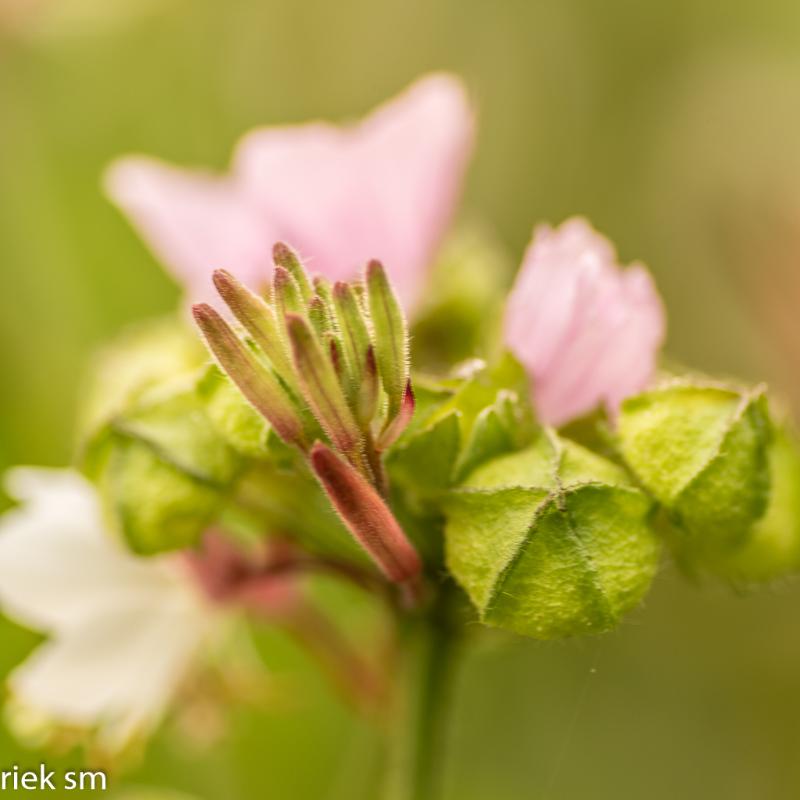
[{"left": 192, "top": 244, "right": 422, "bottom": 599}]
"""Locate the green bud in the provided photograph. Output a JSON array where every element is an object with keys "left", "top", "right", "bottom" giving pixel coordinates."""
[
  {"left": 84, "top": 382, "right": 242, "bottom": 554},
  {"left": 357, "top": 345, "right": 380, "bottom": 425},
  {"left": 712, "top": 424, "right": 800, "bottom": 584},
  {"left": 366, "top": 259, "right": 409, "bottom": 427},
  {"left": 272, "top": 265, "right": 305, "bottom": 319},
  {"left": 333, "top": 281, "right": 372, "bottom": 396},
  {"left": 273, "top": 241, "right": 313, "bottom": 303},
  {"left": 193, "top": 303, "right": 307, "bottom": 449},
  {"left": 444, "top": 432, "right": 659, "bottom": 639},
  {"left": 285, "top": 314, "right": 367, "bottom": 473},
  {"left": 617, "top": 381, "right": 771, "bottom": 561},
  {"left": 99, "top": 434, "right": 224, "bottom": 555},
  {"left": 308, "top": 294, "right": 334, "bottom": 340},
  {"left": 211, "top": 269, "right": 295, "bottom": 385}
]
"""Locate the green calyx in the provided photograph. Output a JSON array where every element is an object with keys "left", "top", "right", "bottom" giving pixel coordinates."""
[
  {"left": 444, "top": 431, "right": 660, "bottom": 639},
  {"left": 616, "top": 380, "right": 772, "bottom": 567}
]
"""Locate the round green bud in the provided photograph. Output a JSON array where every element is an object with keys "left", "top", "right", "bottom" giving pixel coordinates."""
[
  {"left": 84, "top": 381, "right": 242, "bottom": 555},
  {"left": 444, "top": 432, "right": 660, "bottom": 639},
  {"left": 97, "top": 434, "right": 224, "bottom": 554},
  {"left": 617, "top": 381, "right": 771, "bottom": 563},
  {"left": 712, "top": 425, "right": 800, "bottom": 584}
]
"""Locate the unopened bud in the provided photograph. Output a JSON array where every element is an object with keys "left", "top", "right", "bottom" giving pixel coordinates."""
[
  {"left": 310, "top": 442, "right": 421, "bottom": 584},
  {"left": 192, "top": 304, "right": 306, "bottom": 449},
  {"left": 285, "top": 314, "right": 365, "bottom": 469},
  {"left": 366, "top": 260, "right": 409, "bottom": 427},
  {"left": 273, "top": 241, "right": 313, "bottom": 302},
  {"left": 211, "top": 269, "right": 295, "bottom": 382}
]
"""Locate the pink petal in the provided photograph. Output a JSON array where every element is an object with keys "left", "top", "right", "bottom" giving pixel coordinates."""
[
  {"left": 105, "top": 157, "right": 275, "bottom": 305},
  {"left": 234, "top": 73, "right": 474, "bottom": 309},
  {"left": 504, "top": 218, "right": 666, "bottom": 427}
]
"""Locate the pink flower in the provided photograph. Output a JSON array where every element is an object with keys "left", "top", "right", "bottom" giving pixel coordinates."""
[
  {"left": 504, "top": 217, "right": 665, "bottom": 427},
  {"left": 105, "top": 74, "right": 474, "bottom": 311}
]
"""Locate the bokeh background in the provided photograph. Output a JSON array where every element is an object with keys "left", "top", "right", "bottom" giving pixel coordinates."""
[{"left": 2, "top": 1, "right": 800, "bottom": 797}]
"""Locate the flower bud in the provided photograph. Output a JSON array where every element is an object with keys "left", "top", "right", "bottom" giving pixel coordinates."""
[
  {"left": 710, "top": 424, "right": 800, "bottom": 584},
  {"left": 617, "top": 380, "right": 771, "bottom": 563},
  {"left": 193, "top": 303, "right": 307, "bottom": 449},
  {"left": 310, "top": 442, "right": 421, "bottom": 584},
  {"left": 366, "top": 259, "right": 409, "bottom": 428},
  {"left": 285, "top": 314, "right": 366, "bottom": 473},
  {"left": 84, "top": 384, "right": 241, "bottom": 554},
  {"left": 273, "top": 241, "right": 313, "bottom": 302},
  {"left": 211, "top": 268, "right": 295, "bottom": 384},
  {"left": 444, "top": 432, "right": 659, "bottom": 639}
]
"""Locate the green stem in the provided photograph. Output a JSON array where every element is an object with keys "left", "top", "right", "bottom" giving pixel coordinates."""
[{"left": 382, "top": 603, "right": 458, "bottom": 800}]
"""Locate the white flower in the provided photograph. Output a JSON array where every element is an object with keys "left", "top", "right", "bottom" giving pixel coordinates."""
[{"left": 0, "top": 468, "right": 217, "bottom": 752}]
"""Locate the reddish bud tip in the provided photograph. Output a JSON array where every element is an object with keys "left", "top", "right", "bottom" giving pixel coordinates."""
[{"left": 378, "top": 380, "right": 415, "bottom": 449}]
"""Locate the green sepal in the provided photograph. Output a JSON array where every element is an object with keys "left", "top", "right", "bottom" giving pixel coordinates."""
[
  {"left": 617, "top": 381, "right": 771, "bottom": 561},
  {"left": 444, "top": 431, "right": 660, "bottom": 639}
]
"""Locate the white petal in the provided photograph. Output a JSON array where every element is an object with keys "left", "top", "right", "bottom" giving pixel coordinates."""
[
  {"left": 9, "top": 581, "right": 211, "bottom": 750},
  {"left": 0, "top": 468, "right": 216, "bottom": 749}
]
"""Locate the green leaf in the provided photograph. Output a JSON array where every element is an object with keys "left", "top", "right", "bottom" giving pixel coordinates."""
[
  {"left": 617, "top": 381, "right": 771, "bottom": 560},
  {"left": 444, "top": 432, "right": 659, "bottom": 639}
]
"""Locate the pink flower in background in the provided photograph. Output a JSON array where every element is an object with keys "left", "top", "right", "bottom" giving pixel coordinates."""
[
  {"left": 504, "top": 217, "right": 665, "bottom": 427},
  {"left": 105, "top": 73, "right": 474, "bottom": 311}
]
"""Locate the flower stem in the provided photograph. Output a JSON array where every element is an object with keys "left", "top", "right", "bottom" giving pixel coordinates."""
[{"left": 382, "top": 599, "right": 459, "bottom": 800}]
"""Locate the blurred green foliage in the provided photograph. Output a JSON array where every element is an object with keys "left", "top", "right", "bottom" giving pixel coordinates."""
[{"left": 3, "top": 0, "right": 800, "bottom": 797}]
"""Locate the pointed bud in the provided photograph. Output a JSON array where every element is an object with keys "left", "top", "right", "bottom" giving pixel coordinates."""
[
  {"left": 285, "top": 314, "right": 365, "bottom": 468},
  {"left": 377, "top": 380, "right": 415, "bottom": 449},
  {"left": 333, "top": 281, "right": 371, "bottom": 391},
  {"left": 310, "top": 442, "right": 421, "bottom": 583},
  {"left": 273, "top": 241, "right": 313, "bottom": 302},
  {"left": 358, "top": 345, "right": 380, "bottom": 425},
  {"left": 273, "top": 266, "right": 304, "bottom": 319},
  {"left": 309, "top": 295, "right": 333, "bottom": 340},
  {"left": 366, "top": 260, "right": 409, "bottom": 426},
  {"left": 192, "top": 304, "right": 306, "bottom": 449},
  {"left": 327, "top": 334, "right": 345, "bottom": 380},
  {"left": 211, "top": 269, "right": 295, "bottom": 382},
  {"left": 313, "top": 275, "right": 335, "bottom": 309}
]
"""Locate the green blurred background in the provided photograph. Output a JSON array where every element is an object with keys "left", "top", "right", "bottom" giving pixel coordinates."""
[{"left": 2, "top": 0, "right": 800, "bottom": 797}]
